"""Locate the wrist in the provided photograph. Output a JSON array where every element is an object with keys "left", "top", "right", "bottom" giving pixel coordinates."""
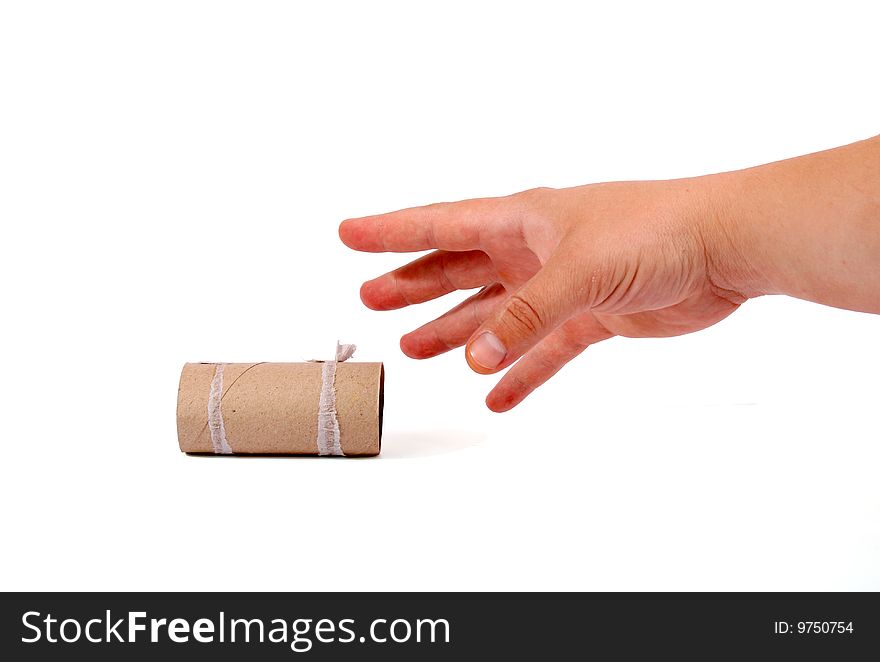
[{"left": 694, "top": 169, "right": 776, "bottom": 301}]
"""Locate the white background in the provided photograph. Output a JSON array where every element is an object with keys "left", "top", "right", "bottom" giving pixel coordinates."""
[{"left": 1, "top": 1, "right": 878, "bottom": 591}]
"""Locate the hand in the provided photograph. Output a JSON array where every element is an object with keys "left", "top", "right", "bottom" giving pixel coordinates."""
[{"left": 339, "top": 177, "right": 746, "bottom": 411}]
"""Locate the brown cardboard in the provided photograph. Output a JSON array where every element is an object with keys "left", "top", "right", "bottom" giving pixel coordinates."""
[{"left": 176, "top": 362, "right": 384, "bottom": 456}]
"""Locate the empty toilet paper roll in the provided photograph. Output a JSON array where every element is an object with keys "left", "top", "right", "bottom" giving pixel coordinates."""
[{"left": 176, "top": 360, "right": 384, "bottom": 456}]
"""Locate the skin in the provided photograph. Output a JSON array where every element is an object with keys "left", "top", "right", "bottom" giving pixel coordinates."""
[{"left": 339, "top": 136, "right": 880, "bottom": 412}]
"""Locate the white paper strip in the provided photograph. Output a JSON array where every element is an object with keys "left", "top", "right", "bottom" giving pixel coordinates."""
[
  {"left": 315, "top": 342, "right": 356, "bottom": 456},
  {"left": 207, "top": 363, "right": 234, "bottom": 454}
]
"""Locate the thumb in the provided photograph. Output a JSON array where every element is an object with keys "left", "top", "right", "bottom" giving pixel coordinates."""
[{"left": 465, "top": 253, "right": 585, "bottom": 374}]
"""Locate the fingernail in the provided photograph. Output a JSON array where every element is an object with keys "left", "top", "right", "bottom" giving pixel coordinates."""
[{"left": 468, "top": 331, "right": 506, "bottom": 371}]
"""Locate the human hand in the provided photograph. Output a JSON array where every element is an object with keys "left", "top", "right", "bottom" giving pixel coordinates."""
[
  {"left": 339, "top": 177, "right": 747, "bottom": 411},
  {"left": 341, "top": 136, "right": 880, "bottom": 411}
]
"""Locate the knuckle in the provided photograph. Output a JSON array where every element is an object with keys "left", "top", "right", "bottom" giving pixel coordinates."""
[
  {"left": 504, "top": 294, "right": 544, "bottom": 336},
  {"left": 509, "top": 373, "right": 534, "bottom": 397},
  {"left": 435, "top": 251, "right": 456, "bottom": 293},
  {"left": 522, "top": 185, "right": 554, "bottom": 198},
  {"left": 513, "top": 186, "right": 553, "bottom": 208},
  {"left": 535, "top": 352, "right": 559, "bottom": 375}
]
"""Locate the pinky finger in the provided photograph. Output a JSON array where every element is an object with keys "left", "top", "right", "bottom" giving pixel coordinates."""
[{"left": 485, "top": 313, "right": 613, "bottom": 413}]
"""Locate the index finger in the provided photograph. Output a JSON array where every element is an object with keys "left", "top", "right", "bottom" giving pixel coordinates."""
[{"left": 338, "top": 197, "right": 502, "bottom": 253}]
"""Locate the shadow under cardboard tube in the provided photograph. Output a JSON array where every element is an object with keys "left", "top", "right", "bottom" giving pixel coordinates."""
[
  {"left": 378, "top": 429, "right": 487, "bottom": 459},
  {"left": 182, "top": 429, "right": 486, "bottom": 460}
]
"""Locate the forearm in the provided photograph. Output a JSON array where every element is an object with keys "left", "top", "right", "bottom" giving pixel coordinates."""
[{"left": 708, "top": 136, "right": 880, "bottom": 313}]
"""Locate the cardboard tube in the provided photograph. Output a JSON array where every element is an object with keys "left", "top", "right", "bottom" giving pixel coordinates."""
[{"left": 176, "top": 362, "right": 384, "bottom": 456}]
